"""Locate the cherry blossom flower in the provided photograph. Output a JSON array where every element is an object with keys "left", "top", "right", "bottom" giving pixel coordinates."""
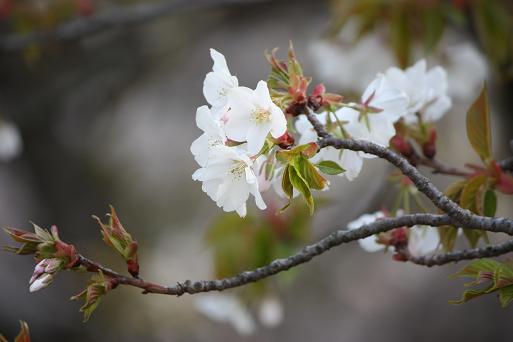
[
  {"left": 408, "top": 225, "right": 440, "bottom": 257},
  {"left": 342, "top": 75, "right": 409, "bottom": 147},
  {"left": 192, "top": 145, "right": 266, "bottom": 217},
  {"left": 190, "top": 105, "right": 226, "bottom": 167},
  {"left": 203, "top": 49, "right": 239, "bottom": 114},
  {"left": 295, "top": 112, "right": 363, "bottom": 181},
  {"left": 385, "top": 59, "right": 452, "bottom": 123},
  {"left": 224, "top": 80, "right": 287, "bottom": 155},
  {"left": 195, "top": 294, "right": 256, "bottom": 336}
]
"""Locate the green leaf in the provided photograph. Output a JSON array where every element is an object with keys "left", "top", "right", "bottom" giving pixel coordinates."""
[
  {"left": 498, "top": 286, "right": 513, "bottom": 307},
  {"left": 483, "top": 189, "right": 497, "bottom": 217},
  {"left": 288, "top": 164, "right": 314, "bottom": 214},
  {"left": 444, "top": 180, "right": 467, "bottom": 201},
  {"left": 459, "top": 175, "right": 489, "bottom": 247},
  {"left": 295, "top": 156, "right": 327, "bottom": 191},
  {"left": 466, "top": 85, "right": 493, "bottom": 162},
  {"left": 438, "top": 225, "right": 458, "bottom": 252},
  {"left": 276, "top": 142, "right": 318, "bottom": 163},
  {"left": 423, "top": 7, "right": 445, "bottom": 53},
  {"left": 316, "top": 160, "right": 345, "bottom": 175},
  {"left": 450, "top": 259, "right": 513, "bottom": 306},
  {"left": 460, "top": 175, "right": 487, "bottom": 212},
  {"left": 390, "top": 6, "right": 411, "bottom": 67},
  {"left": 462, "top": 229, "right": 484, "bottom": 249},
  {"left": 280, "top": 165, "right": 293, "bottom": 212}
]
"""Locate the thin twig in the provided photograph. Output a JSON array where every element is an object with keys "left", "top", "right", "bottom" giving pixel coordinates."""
[
  {"left": 399, "top": 239, "right": 513, "bottom": 267},
  {"left": 416, "top": 156, "right": 472, "bottom": 177},
  {"left": 305, "top": 110, "right": 513, "bottom": 233}
]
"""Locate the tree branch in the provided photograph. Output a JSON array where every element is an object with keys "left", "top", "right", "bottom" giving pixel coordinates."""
[
  {"left": 415, "top": 154, "right": 471, "bottom": 177},
  {"left": 399, "top": 239, "right": 513, "bottom": 267},
  {"left": 76, "top": 213, "right": 453, "bottom": 296},
  {"left": 305, "top": 109, "right": 513, "bottom": 234},
  {"left": 0, "top": 0, "right": 264, "bottom": 51}
]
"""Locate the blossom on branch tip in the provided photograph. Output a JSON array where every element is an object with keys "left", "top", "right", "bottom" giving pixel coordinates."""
[
  {"left": 29, "top": 258, "right": 64, "bottom": 292},
  {"left": 192, "top": 145, "right": 266, "bottom": 217},
  {"left": 224, "top": 81, "right": 287, "bottom": 155}
]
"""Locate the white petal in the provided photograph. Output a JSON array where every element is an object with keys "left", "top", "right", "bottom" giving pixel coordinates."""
[
  {"left": 339, "top": 149, "right": 363, "bottom": 181},
  {"left": 29, "top": 273, "right": 53, "bottom": 293},
  {"left": 246, "top": 123, "right": 271, "bottom": 155},
  {"left": 254, "top": 80, "right": 273, "bottom": 106},
  {"left": 424, "top": 95, "right": 452, "bottom": 122},
  {"left": 270, "top": 105, "right": 287, "bottom": 139},
  {"left": 408, "top": 225, "right": 440, "bottom": 257},
  {"left": 210, "top": 48, "right": 230, "bottom": 74},
  {"left": 224, "top": 87, "right": 254, "bottom": 141}
]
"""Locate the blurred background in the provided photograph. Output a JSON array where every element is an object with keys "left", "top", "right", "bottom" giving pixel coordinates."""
[{"left": 1, "top": 0, "right": 513, "bottom": 341}]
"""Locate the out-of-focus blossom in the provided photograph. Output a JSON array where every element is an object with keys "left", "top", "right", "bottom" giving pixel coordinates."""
[
  {"left": 309, "top": 23, "right": 396, "bottom": 92},
  {"left": 385, "top": 59, "right": 452, "bottom": 123},
  {"left": 444, "top": 43, "right": 487, "bottom": 100},
  {"left": 192, "top": 145, "right": 266, "bottom": 217},
  {"left": 0, "top": 121, "right": 22, "bottom": 161},
  {"left": 225, "top": 81, "right": 287, "bottom": 155},
  {"left": 258, "top": 295, "right": 284, "bottom": 328},
  {"left": 408, "top": 225, "right": 440, "bottom": 257},
  {"left": 195, "top": 294, "right": 256, "bottom": 336}
]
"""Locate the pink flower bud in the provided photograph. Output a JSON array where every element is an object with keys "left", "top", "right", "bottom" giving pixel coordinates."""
[
  {"left": 29, "top": 273, "right": 54, "bottom": 293},
  {"left": 29, "top": 258, "right": 63, "bottom": 292}
]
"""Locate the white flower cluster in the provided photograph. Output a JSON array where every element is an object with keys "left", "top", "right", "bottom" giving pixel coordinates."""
[
  {"left": 191, "top": 49, "right": 287, "bottom": 217},
  {"left": 192, "top": 50, "right": 451, "bottom": 216},
  {"left": 295, "top": 59, "right": 451, "bottom": 180}
]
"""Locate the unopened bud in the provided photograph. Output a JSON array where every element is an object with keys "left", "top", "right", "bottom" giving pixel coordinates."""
[
  {"left": 390, "top": 135, "right": 413, "bottom": 157},
  {"left": 29, "top": 258, "right": 63, "bottom": 292},
  {"left": 29, "top": 273, "right": 54, "bottom": 292},
  {"left": 422, "top": 142, "right": 436, "bottom": 159},
  {"left": 276, "top": 132, "right": 295, "bottom": 149}
]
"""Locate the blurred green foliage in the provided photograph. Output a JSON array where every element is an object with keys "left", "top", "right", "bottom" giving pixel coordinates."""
[{"left": 329, "top": 0, "right": 513, "bottom": 79}]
